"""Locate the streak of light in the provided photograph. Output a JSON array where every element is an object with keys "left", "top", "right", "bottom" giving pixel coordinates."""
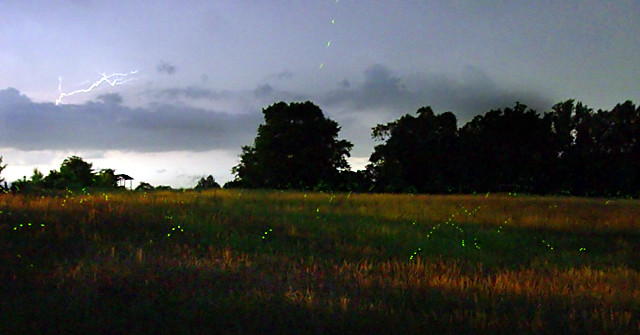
[{"left": 55, "top": 70, "right": 138, "bottom": 105}]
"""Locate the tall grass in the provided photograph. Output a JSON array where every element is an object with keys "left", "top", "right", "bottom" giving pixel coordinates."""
[{"left": 1, "top": 189, "right": 638, "bottom": 334}]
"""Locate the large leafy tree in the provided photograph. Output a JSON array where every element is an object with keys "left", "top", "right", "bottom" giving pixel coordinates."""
[
  {"left": 458, "top": 102, "right": 555, "bottom": 193},
  {"left": 369, "top": 106, "right": 460, "bottom": 193},
  {"left": 96, "top": 168, "right": 118, "bottom": 188},
  {"left": 58, "top": 155, "right": 95, "bottom": 189},
  {"left": 543, "top": 100, "right": 597, "bottom": 195},
  {"left": 195, "top": 175, "right": 221, "bottom": 190},
  {"left": 12, "top": 156, "right": 129, "bottom": 193},
  {"left": 557, "top": 100, "right": 640, "bottom": 197},
  {"left": 37, "top": 156, "right": 97, "bottom": 190},
  {"left": 370, "top": 103, "right": 557, "bottom": 194},
  {"left": 369, "top": 99, "right": 639, "bottom": 197},
  {"left": 232, "top": 101, "right": 353, "bottom": 189},
  {"left": 542, "top": 100, "right": 577, "bottom": 193},
  {"left": 603, "top": 101, "right": 640, "bottom": 196}
]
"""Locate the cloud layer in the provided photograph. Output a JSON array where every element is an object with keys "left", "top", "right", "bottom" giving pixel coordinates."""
[
  {"left": 322, "top": 64, "right": 555, "bottom": 124},
  {"left": 1, "top": 63, "right": 556, "bottom": 159},
  {"left": 0, "top": 88, "right": 260, "bottom": 153},
  {"left": 156, "top": 61, "right": 176, "bottom": 75}
]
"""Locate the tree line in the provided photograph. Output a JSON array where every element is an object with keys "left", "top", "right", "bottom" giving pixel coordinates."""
[
  {"left": 227, "top": 99, "right": 640, "bottom": 197},
  {"left": 4, "top": 156, "right": 120, "bottom": 194},
  {"left": 367, "top": 100, "right": 640, "bottom": 197},
  {"left": 2, "top": 98, "right": 638, "bottom": 197},
  {"left": 0, "top": 155, "right": 220, "bottom": 194}
]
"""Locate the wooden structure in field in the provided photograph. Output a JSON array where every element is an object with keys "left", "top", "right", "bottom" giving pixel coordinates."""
[{"left": 115, "top": 174, "right": 134, "bottom": 190}]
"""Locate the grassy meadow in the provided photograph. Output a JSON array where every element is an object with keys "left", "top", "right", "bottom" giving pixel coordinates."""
[{"left": 1, "top": 189, "right": 639, "bottom": 334}]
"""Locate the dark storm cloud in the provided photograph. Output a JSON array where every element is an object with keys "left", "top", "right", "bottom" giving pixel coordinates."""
[
  {"left": 153, "top": 86, "right": 232, "bottom": 100},
  {"left": 322, "top": 64, "right": 412, "bottom": 111},
  {"left": 263, "top": 70, "right": 293, "bottom": 81},
  {"left": 276, "top": 71, "right": 293, "bottom": 80},
  {"left": 407, "top": 65, "right": 555, "bottom": 122},
  {"left": 0, "top": 88, "right": 261, "bottom": 152},
  {"left": 251, "top": 84, "right": 308, "bottom": 103},
  {"left": 151, "top": 82, "right": 306, "bottom": 105},
  {"left": 156, "top": 61, "right": 176, "bottom": 75},
  {"left": 96, "top": 93, "right": 123, "bottom": 105},
  {"left": 0, "top": 87, "right": 31, "bottom": 107},
  {"left": 318, "top": 64, "right": 556, "bottom": 158},
  {"left": 322, "top": 64, "right": 555, "bottom": 123},
  {"left": 253, "top": 84, "right": 273, "bottom": 98}
]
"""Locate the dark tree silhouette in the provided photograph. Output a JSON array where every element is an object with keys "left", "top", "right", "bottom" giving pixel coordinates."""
[
  {"left": 595, "top": 101, "right": 640, "bottom": 196},
  {"left": 560, "top": 100, "right": 640, "bottom": 197},
  {"left": 369, "top": 106, "right": 460, "bottom": 193},
  {"left": 12, "top": 156, "right": 129, "bottom": 193},
  {"left": 195, "top": 175, "right": 221, "bottom": 190},
  {"left": 135, "top": 182, "right": 154, "bottom": 191},
  {"left": 96, "top": 169, "right": 118, "bottom": 188},
  {"left": 231, "top": 101, "right": 353, "bottom": 190},
  {"left": 30, "top": 168, "right": 44, "bottom": 185},
  {"left": 542, "top": 100, "right": 577, "bottom": 193},
  {"left": 0, "top": 156, "right": 6, "bottom": 192},
  {"left": 546, "top": 100, "right": 615, "bottom": 196},
  {"left": 567, "top": 101, "right": 600, "bottom": 195},
  {"left": 335, "top": 170, "right": 374, "bottom": 192},
  {"left": 57, "top": 156, "right": 95, "bottom": 189},
  {"left": 369, "top": 99, "right": 639, "bottom": 197},
  {"left": 42, "top": 170, "right": 66, "bottom": 190},
  {"left": 9, "top": 168, "right": 44, "bottom": 193},
  {"left": 0, "top": 156, "right": 5, "bottom": 184},
  {"left": 458, "top": 102, "right": 555, "bottom": 193}
]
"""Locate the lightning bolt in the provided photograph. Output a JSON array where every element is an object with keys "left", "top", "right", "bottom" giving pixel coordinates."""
[{"left": 55, "top": 70, "right": 138, "bottom": 105}]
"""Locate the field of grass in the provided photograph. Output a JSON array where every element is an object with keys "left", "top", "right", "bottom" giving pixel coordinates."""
[{"left": 1, "top": 189, "right": 639, "bottom": 334}]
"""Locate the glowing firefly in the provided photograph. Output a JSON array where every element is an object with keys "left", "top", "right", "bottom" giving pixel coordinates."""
[
  {"left": 319, "top": 2, "right": 339, "bottom": 69},
  {"left": 55, "top": 70, "right": 138, "bottom": 105}
]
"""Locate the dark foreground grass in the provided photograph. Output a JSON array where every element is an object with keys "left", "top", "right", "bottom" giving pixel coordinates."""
[{"left": 1, "top": 189, "right": 639, "bottom": 334}]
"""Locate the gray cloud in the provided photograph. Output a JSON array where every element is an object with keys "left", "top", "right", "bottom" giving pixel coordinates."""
[
  {"left": 276, "top": 71, "right": 293, "bottom": 80},
  {"left": 322, "top": 64, "right": 412, "bottom": 112},
  {"left": 318, "top": 63, "right": 556, "bottom": 158},
  {"left": 156, "top": 61, "right": 176, "bottom": 75},
  {"left": 181, "top": 174, "right": 207, "bottom": 186},
  {"left": 0, "top": 88, "right": 261, "bottom": 152},
  {"left": 253, "top": 84, "right": 273, "bottom": 98},
  {"left": 1, "top": 62, "right": 555, "bottom": 159},
  {"left": 152, "top": 86, "right": 231, "bottom": 101},
  {"left": 322, "top": 64, "right": 555, "bottom": 124},
  {"left": 149, "top": 83, "right": 307, "bottom": 108},
  {"left": 0, "top": 87, "right": 31, "bottom": 107},
  {"left": 248, "top": 83, "right": 308, "bottom": 103},
  {"left": 263, "top": 70, "right": 294, "bottom": 81},
  {"left": 96, "top": 93, "right": 123, "bottom": 105}
]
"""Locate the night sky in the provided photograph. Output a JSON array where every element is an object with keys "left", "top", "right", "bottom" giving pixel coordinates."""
[{"left": 2, "top": 1, "right": 639, "bottom": 188}]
